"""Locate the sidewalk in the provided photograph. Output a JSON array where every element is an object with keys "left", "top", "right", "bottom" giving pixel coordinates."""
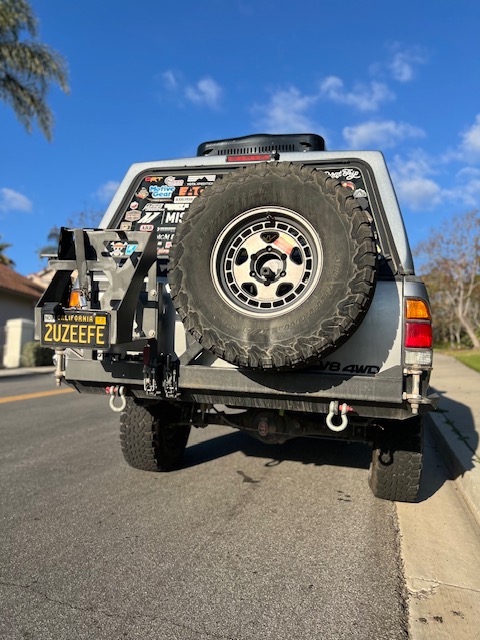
[
  {"left": 0, "top": 366, "right": 55, "bottom": 378},
  {"left": 427, "top": 352, "right": 480, "bottom": 524}
]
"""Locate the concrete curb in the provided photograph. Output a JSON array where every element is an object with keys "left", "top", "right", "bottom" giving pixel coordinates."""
[
  {"left": 425, "top": 352, "right": 480, "bottom": 526},
  {"left": 427, "top": 410, "right": 480, "bottom": 526}
]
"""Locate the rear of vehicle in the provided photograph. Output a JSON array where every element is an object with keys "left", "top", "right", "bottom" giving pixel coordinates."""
[{"left": 35, "top": 133, "right": 436, "bottom": 502}]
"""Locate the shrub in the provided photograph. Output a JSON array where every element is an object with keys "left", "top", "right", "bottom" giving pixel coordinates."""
[{"left": 21, "top": 341, "right": 54, "bottom": 367}]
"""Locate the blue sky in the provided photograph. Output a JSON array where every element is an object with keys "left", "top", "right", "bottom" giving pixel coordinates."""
[{"left": 1, "top": 0, "right": 480, "bottom": 275}]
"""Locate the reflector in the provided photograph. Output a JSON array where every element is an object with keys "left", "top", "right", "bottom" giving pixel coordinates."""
[{"left": 405, "top": 349, "right": 433, "bottom": 366}]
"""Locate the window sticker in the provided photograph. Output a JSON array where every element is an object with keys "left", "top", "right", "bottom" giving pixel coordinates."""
[{"left": 116, "top": 173, "right": 222, "bottom": 258}]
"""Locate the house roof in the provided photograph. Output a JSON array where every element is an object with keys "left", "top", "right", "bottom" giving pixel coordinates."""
[{"left": 0, "top": 264, "right": 45, "bottom": 300}]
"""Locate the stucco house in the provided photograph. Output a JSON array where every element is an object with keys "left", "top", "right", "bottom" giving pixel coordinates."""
[{"left": 0, "top": 264, "right": 46, "bottom": 366}]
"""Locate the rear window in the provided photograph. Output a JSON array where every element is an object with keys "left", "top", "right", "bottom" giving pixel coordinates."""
[{"left": 110, "top": 164, "right": 377, "bottom": 262}]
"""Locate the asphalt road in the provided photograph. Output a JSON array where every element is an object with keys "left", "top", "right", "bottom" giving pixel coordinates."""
[{"left": 0, "top": 374, "right": 409, "bottom": 640}]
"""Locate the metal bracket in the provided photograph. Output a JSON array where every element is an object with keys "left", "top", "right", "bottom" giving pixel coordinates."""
[
  {"left": 161, "top": 353, "right": 180, "bottom": 398},
  {"left": 143, "top": 352, "right": 179, "bottom": 399},
  {"left": 403, "top": 368, "right": 422, "bottom": 415}
]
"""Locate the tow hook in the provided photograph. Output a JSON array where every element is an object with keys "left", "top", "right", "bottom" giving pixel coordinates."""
[
  {"left": 326, "top": 401, "right": 353, "bottom": 432},
  {"left": 106, "top": 385, "right": 127, "bottom": 413}
]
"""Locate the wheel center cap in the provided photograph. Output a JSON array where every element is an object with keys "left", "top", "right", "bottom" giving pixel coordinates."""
[{"left": 252, "top": 251, "right": 284, "bottom": 283}]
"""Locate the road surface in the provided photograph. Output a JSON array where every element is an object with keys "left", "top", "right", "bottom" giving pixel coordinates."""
[{"left": 0, "top": 372, "right": 426, "bottom": 639}]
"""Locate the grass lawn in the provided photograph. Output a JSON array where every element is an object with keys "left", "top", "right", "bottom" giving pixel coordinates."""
[{"left": 437, "top": 349, "right": 480, "bottom": 374}]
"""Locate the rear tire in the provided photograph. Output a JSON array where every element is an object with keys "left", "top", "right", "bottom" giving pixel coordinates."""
[
  {"left": 120, "top": 398, "right": 191, "bottom": 471},
  {"left": 369, "top": 417, "right": 423, "bottom": 502}
]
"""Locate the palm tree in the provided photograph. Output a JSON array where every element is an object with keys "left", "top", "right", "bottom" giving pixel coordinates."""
[
  {"left": 0, "top": 235, "right": 15, "bottom": 266},
  {"left": 37, "top": 224, "right": 60, "bottom": 260},
  {"left": 0, "top": 0, "right": 69, "bottom": 140}
]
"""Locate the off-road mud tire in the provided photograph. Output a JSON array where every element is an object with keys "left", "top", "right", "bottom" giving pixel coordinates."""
[
  {"left": 120, "top": 398, "right": 191, "bottom": 471},
  {"left": 168, "top": 162, "right": 377, "bottom": 369},
  {"left": 369, "top": 417, "right": 423, "bottom": 502}
]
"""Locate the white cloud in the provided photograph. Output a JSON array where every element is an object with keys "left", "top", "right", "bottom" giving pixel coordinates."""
[
  {"left": 390, "top": 153, "right": 443, "bottom": 210},
  {"left": 343, "top": 120, "right": 425, "bottom": 149},
  {"left": 319, "top": 76, "right": 394, "bottom": 112},
  {"left": 162, "top": 69, "right": 178, "bottom": 91},
  {"left": 160, "top": 71, "right": 222, "bottom": 110},
  {"left": 96, "top": 180, "right": 120, "bottom": 202},
  {"left": 392, "top": 151, "right": 480, "bottom": 212},
  {"left": 395, "top": 175, "right": 442, "bottom": 211},
  {"left": 185, "top": 77, "right": 222, "bottom": 108},
  {"left": 388, "top": 47, "right": 428, "bottom": 82},
  {"left": 0, "top": 187, "right": 33, "bottom": 213},
  {"left": 452, "top": 167, "right": 480, "bottom": 207},
  {"left": 459, "top": 114, "right": 480, "bottom": 160},
  {"left": 253, "top": 87, "right": 317, "bottom": 133}
]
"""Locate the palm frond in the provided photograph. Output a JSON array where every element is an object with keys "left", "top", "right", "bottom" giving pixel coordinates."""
[
  {"left": 0, "top": 40, "right": 69, "bottom": 92},
  {"left": 0, "top": 72, "right": 53, "bottom": 138},
  {"left": 0, "top": 0, "right": 37, "bottom": 39},
  {"left": 0, "top": 0, "right": 69, "bottom": 139}
]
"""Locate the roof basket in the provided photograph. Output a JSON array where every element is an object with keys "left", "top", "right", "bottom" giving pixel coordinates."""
[{"left": 197, "top": 133, "right": 326, "bottom": 157}]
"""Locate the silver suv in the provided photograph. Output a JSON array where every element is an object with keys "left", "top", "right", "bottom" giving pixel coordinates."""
[{"left": 35, "top": 133, "right": 436, "bottom": 502}]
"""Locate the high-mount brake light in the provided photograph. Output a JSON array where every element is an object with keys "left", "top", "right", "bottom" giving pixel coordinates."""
[{"left": 226, "top": 153, "right": 273, "bottom": 163}]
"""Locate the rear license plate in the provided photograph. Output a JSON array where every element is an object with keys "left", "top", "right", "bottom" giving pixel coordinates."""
[{"left": 41, "top": 310, "right": 110, "bottom": 349}]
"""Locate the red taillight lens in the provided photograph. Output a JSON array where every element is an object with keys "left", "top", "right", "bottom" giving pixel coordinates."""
[{"left": 405, "top": 322, "right": 432, "bottom": 348}]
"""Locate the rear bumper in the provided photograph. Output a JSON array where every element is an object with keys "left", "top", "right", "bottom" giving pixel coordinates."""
[{"left": 63, "top": 358, "right": 435, "bottom": 420}]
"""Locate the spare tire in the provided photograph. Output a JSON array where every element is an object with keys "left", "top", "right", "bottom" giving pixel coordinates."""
[{"left": 168, "top": 162, "right": 376, "bottom": 370}]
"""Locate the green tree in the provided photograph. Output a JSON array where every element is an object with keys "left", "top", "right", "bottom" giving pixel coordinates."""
[
  {"left": 0, "top": 0, "right": 69, "bottom": 140},
  {"left": 416, "top": 210, "right": 480, "bottom": 349},
  {"left": 37, "top": 224, "right": 60, "bottom": 260},
  {"left": 0, "top": 234, "right": 15, "bottom": 266}
]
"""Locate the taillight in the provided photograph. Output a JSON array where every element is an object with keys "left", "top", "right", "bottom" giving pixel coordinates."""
[
  {"left": 404, "top": 297, "right": 433, "bottom": 365},
  {"left": 405, "top": 323, "right": 432, "bottom": 348}
]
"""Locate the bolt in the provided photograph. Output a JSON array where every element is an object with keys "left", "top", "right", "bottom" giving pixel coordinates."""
[
  {"left": 267, "top": 246, "right": 272, "bottom": 252},
  {"left": 280, "top": 271, "right": 286, "bottom": 277},
  {"left": 150, "top": 289, "right": 157, "bottom": 298},
  {"left": 258, "top": 420, "right": 269, "bottom": 437},
  {"left": 250, "top": 271, "right": 256, "bottom": 277},
  {"left": 148, "top": 330, "right": 156, "bottom": 337}
]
